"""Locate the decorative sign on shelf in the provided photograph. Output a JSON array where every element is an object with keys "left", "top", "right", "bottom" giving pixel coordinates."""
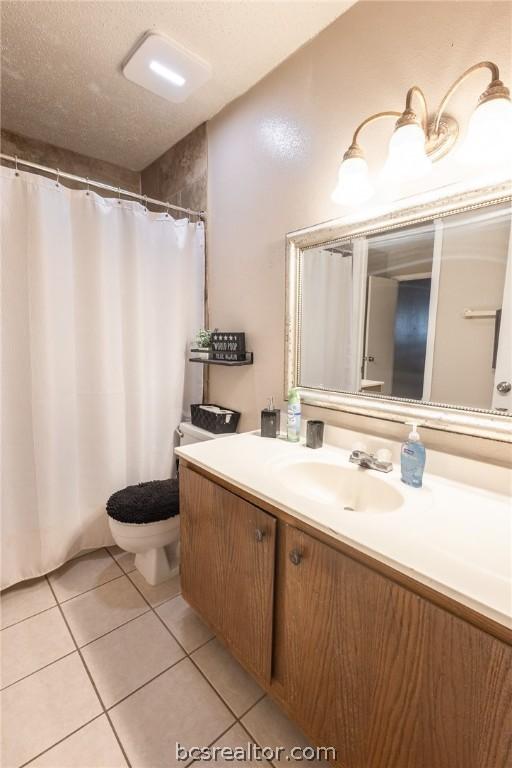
[{"left": 210, "top": 332, "right": 246, "bottom": 362}]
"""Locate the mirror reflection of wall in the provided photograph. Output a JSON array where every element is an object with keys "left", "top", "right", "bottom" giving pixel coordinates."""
[
  {"left": 431, "top": 206, "right": 510, "bottom": 410},
  {"left": 299, "top": 201, "right": 512, "bottom": 413}
]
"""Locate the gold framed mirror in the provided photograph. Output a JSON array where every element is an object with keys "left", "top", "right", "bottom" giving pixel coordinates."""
[{"left": 285, "top": 179, "right": 512, "bottom": 442}]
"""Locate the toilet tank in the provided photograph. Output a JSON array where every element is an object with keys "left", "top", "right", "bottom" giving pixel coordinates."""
[{"left": 178, "top": 421, "right": 232, "bottom": 446}]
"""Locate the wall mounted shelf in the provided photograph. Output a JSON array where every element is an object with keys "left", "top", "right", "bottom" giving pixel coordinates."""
[{"left": 189, "top": 353, "right": 254, "bottom": 366}]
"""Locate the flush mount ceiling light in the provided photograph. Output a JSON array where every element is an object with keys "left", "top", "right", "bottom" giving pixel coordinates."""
[
  {"left": 123, "top": 32, "right": 211, "bottom": 104},
  {"left": 332, "top": 61, "right": 512, "bottom": 206},
  {"left": 148, "top": 60, "right": 186, "bottom": 87}
]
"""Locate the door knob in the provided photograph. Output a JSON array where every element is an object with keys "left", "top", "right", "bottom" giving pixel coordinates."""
[
  {"left": 255, "top": 528, "right": 265, "bottom": 542},
  {"left": 289, "top": 549, "right": 302, "bottom": 566},
  {"left": 496, "top": 381, "right": 511, "bottom": 393}
]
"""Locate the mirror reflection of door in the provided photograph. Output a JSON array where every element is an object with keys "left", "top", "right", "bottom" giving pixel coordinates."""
[
  {"left": 492, "top": 232, "right": 512, "bottom": 411},
  {"left": 392, "top": 278, "right": 431, "bottom": 398},
  {"left": 363, "top": 223, "right": 435, "bottom": 399},
  {"left": 364, "top": 277, "right": 398, "bottom": 395}
]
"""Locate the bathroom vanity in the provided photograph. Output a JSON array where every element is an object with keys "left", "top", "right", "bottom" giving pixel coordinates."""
[
  {"left": 176, "top": 177, "right": 512, "bottom": 767},
  {"left": 176, "top": 431, "right": 512, "bottom": 768}
]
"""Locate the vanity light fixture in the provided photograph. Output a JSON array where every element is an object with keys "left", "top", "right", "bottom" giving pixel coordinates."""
[{"left": 332, "top": 61, "right": 512, "bottom": 205}]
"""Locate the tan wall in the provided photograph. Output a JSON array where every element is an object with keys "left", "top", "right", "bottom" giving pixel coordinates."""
[
  {"left": 206, "top": 0, "right": 512, "bottom": 464},
  {"left": 1, "top": 129, "right": 140, "bottom": 194}
]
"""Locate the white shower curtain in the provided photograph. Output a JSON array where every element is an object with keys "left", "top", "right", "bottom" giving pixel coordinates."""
[
  {"left": 300, "top": 239, "right": 367, "bottom": 392},
  {"left": 1, "top": 167, "right": 204, "bottom": 588},
  {"left": 301, "top": 249, "right": 354, "bottom": 390}
]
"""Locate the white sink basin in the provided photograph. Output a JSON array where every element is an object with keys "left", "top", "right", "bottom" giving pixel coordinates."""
[
  {"left": 275, "top": 461, "right": 404, "bottom": 513},
  {"left": 177, "top": 431, "right": 512, "bottom": 624}
]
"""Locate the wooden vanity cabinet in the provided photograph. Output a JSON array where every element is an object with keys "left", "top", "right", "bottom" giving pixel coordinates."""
[
  {"left": 179, "top": 464, "right": 512, "bottom": 768},
  {"left": 179, "top": 465, "right": 276, "bottom": 684},
  {"left": 280, "top": 524, "right": 512, "bottom": 768}
]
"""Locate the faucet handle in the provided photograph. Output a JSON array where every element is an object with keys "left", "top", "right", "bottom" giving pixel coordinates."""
[
  {"left": 376, "top": 448, "right": 392, "bottom": 464},
  {"left": 349, "top": 449, "right": 373, "bottom": 468}
]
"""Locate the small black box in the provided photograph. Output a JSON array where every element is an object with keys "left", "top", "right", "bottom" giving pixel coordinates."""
[{"left": 211, "top": 332, "right": 245, "bottom": 358}]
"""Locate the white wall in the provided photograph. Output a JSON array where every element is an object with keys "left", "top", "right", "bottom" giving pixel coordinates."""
[
  {"left": 207, "top": 0, "right": 512, "bottom": 464},
  {"left": 430, "top": 208, "right": 510, "bottom": 408}
]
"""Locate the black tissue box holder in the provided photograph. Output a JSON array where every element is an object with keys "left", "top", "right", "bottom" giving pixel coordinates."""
[{"left": 190, "top": 404, "right": 241, "bottom": 434}]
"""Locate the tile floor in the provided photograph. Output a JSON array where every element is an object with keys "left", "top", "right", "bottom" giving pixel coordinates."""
[{"left": 1, "top": 548, "right": 321, "bottom": 768}]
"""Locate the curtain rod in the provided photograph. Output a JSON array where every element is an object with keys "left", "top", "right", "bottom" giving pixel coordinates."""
[{"left": 0, "top": 153, "right": 206, "bottom": 219}]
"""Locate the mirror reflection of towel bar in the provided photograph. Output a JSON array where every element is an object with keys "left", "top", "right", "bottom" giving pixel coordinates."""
[{"left": 463, "top": 309, "right": 497, "bottom": 318}]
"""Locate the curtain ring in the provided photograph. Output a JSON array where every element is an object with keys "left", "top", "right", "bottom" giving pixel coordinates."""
[
  {"left": 14, "top": 155, "right": 20, "bottom": 177},
  {"left": 55, "top": 168, "right": 60, "bottom": 187},
  {"left": 117, "top": 187, "right": 122, "bottom": 205},
  {"left": 85, "top": 177, "right": 90, "bottom": 196},
  {"left": 165, "top": 201, "right": 170, "bottom": 218},
  {"left": 143, "top": 194, "right": 148, "bottom": 212}
]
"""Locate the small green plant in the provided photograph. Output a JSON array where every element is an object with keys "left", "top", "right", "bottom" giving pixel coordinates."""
[{"left": 194, "top": 328, "right": 214, "bottom": 349}]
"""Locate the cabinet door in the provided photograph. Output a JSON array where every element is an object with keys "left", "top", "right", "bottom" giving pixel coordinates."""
[
  {"left": 180, "top": 466, "right": 276, "bottom": 683},
  {"left": 282, "top": 524, "right": 511, "bottom": 768}
]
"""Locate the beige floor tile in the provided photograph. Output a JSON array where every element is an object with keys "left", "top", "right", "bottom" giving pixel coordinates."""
[
  {"left": 81, "top": 612, "right": 185, "bottom": 707},
  {"left": 128, "top": 569, "right": 181, "bottom": 606},
  {"left": 109, "top": 658, "right": 235, "bottom": 768},
  {"left": 108, "top": 546, "right": 136, "bottom": 574},
  {"left": 27, "top": 716, "right": 128, "bottom": 768},
  {"left": 0, "top": 653, "right": 102, "bottom": 767},
  {"left": 192, "top": 638, "right": 263, "bottom": 716},
  {"left": 49, "top": 549, "right": 123, "bottom": 602},
  {"left": 61, "top": 576, "right": 148, "bottom": 647},
  {"left": 207, "top": 723, "right": 272, "bottom": 768},
  {"left": 156, "top": 595, "right": 213, "bottom": 652},
  {"left": 242, "top": 697, "right": 328, "bottom": 765},
  {"left": 1, "top": 606, "right": 75, "bottom": 689},
  {"left": 0, "top": 577, "right": 56, "bottom": 629}
]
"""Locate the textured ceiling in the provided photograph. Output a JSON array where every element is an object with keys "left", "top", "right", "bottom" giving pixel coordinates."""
[{"left": 1, "top": 0, "right": 354, "bottom": 170}]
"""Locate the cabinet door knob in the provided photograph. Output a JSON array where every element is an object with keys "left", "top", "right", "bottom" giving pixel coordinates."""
[
  {"left": 255, "top": 528, "right": 265, "bottom": 542},
  {"left": 289, "top": 548, "right": 302, "bottom": 566}
]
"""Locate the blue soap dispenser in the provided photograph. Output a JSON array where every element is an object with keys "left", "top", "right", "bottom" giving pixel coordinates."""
[{"left": 400, "top": 421, "right": 426, "bottom": 488}]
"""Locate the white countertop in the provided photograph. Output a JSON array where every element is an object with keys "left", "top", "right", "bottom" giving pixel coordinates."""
[{"left": 176, "top": 431, "right": 512, "bottom": 629}]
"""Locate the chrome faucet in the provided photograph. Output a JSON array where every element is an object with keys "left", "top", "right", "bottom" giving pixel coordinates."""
[{"left": 349, "top": 449, "right": 393, "bottom": 473}]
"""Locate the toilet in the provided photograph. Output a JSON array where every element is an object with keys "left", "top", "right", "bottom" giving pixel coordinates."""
[{"left": 108, "top": 422, "right": 230, "bottom": 586}]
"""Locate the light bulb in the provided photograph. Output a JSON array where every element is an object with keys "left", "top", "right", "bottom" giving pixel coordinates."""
[
  {"left": 458, "top": 96, "right": 512, "bottom": 165},
  {"left": 331, "top": 156, "right": 374, "bottom": 205},
  {"left": 382, "top": 122, "right": 432, "bottom": 180},
  {"left": 149, "top": 60, "right": 186, "bottom": 87}
]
